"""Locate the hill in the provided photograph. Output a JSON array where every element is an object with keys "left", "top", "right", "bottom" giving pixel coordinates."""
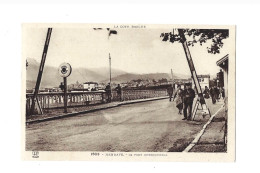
[
  {"left": 105, "top": 72, "right": 190, "bottom": 83},
  {"left": 26, "top": 58, "right": 190, "bottom": 89},
  {"left": 26, "top": 58, "right": 127, "bottom": 89}
]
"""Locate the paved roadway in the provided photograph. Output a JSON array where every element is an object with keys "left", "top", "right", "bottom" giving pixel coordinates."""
[{"left": 26, "top": 98, "right": 222, "bottom": 152}]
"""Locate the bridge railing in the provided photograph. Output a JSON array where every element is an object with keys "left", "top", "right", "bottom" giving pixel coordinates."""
[
  {"left": 26, "top": 89, "right": 168, "bottom": 115},
  {"left": 110, "top": 89, "right": 168, "bottom": 101},
  {"left": 26, "top": 91, "right": 105, "bottom": 115}
]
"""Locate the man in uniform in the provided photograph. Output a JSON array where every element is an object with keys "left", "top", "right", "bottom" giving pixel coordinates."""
[{"left": 182, "top": 83, "right": 195, "bottom": 120}]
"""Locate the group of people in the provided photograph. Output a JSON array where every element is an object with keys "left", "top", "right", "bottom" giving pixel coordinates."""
[
  {"left": 168, "top": 84, "right": 196, "bottom": 121},
  {"left": 203, "top": 86, "right": 225, "bottom": 104},
  {"left": 168, "top": 84, "right": 225, "bottom": 121},
  {"left": 105, "top": 83, "right": 122, "bottom": 102}
]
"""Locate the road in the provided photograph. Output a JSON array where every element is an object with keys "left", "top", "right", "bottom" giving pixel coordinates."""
[{"left": 26, "top": 98, "right": 222, "bottom": 152}]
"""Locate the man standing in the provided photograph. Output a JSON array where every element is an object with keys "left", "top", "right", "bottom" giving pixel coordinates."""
[
  {"left": 215, "top": 86, "right": 220, "bottom": 102},
  {"left": 115, "top": 84, "right": 122, "bottom": 101},
  {"left": 167, "top": 85, "right": 174, "bottom": 101},
  {"left": 210, "top": 86, "right": 216, "bottom": 104},
  {"left": 220, "top": 87, "right": 225, "bottom": 99},
  {"left": 105, "top": 83, "right": 112, "bottom": 103},
  {"left": 182, "top": 83, "right": 195, "bottom": 121},
  {"left": 203, "top": 86, "right": 210, "bottom": 99}
]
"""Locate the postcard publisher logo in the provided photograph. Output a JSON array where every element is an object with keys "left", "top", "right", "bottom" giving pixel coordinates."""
[{"left": 32, "top": 151, "right": 39, "bottom": 158}]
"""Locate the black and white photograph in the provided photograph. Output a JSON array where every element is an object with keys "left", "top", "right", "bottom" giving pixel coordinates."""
[{"left": 22, "top": 24, "right": 235, "bottom": 161}]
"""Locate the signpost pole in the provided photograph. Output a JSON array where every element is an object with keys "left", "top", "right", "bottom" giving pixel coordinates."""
[
  {"left": 64, "top": 77, "right": 68, "bottom": 113},
  {"left": 58, "top": 62, "right": 72, "bottom": 113}
]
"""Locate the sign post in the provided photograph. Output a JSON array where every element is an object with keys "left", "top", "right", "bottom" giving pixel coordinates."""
[
  {"left": 58, "top": 63, "right": 72, "bottom": 113},
  {"left": 63, "top": 77, "right": 68, "bottom": 113}
]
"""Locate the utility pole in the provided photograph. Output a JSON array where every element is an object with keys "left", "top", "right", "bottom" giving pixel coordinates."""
[
  {"left": 30, "top": 28, "right": 52, "bottom": 115},
  {"left": 93, "top": 28, "right": 117, "bottom": 90},
  {"left": 178, "top": 29, "right": 210, "bottom": 119},
  {"left": 109, "top": 53, "right": 111, "bottom": 84},
  {"left": 171, "top": 68, "right": 174, "bottom": 88}
]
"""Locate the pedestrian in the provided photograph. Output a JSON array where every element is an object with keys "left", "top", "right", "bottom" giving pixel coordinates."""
[
  {"left": 215, "top": 86, "right": 220, "bottom": 102},
  {"left": 203, "top": 86, "right": 210, "bottom": 99},
  {"left": 115, "top": 84, "right": 123, "bottom": 101},
  {"left": 182, "top": 83, "right": 195, "bottom": 120},
  {"left": 167, "top": 85, "right": 174, "bottom": 101},
  {"left": 209, "top": 86, "right": 216, "bottom": 104},
  {"left": 220, "top": 87, "right": 225, "bottom": 99},
  {"left": 105, "top": 83, "right": 112, "bottom": 103},
  {"left": 173, "top": 85, "right": 183, "bottom": 114}
]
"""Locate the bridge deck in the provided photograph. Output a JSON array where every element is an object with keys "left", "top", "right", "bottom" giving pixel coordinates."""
[{"left": 26, "top": 99, "right": 222, "bottom": 152}]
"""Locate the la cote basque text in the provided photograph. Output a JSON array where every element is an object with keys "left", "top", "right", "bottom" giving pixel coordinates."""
[{"left": 114, "top": 25, "right": 146, "bottom": 29}]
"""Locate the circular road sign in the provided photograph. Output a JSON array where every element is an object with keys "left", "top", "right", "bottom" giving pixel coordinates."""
[{"left": 58, "top": 63, "right": 72, "bottom": 78}]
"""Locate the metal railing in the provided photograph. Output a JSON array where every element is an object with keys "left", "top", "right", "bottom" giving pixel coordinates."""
[
  {"left": 110, "top": 89, "right": 167, "bottom": 101},
  {"left": 26, "top": 89, "right": 168, "bottom": 115}
]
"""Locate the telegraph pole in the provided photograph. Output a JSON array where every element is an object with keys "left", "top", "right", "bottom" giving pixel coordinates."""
[
  {"left": 30, "top": 28, "right": 52, "bottom": 115},
  {"left": 109, "top": 53, "right": 111, "bottom": 84},
  {"left": 178, "top": 29, "right": 210, "bottom": 119},
  {"left": 171, "top": 68, "right": 174, "bottom": 88}
]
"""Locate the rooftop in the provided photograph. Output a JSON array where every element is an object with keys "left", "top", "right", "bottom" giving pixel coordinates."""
[
  {"left": 197, "top": 74, "right": 210, "bottom": 78},
  {"left": 216, "top": 54, "right": 229, "bottom": 66},
  {"left": 83, "top": 82, "right": 98, "bottom": 84}
]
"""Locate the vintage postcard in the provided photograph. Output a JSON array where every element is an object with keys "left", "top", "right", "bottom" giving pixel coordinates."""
[{"left": 21, "top": 24, "right": 235, "bottom": 161}]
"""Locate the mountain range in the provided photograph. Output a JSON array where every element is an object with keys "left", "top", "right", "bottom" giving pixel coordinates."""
[{"left": 26, "top": 58, "right": 190, "bottom": 89}]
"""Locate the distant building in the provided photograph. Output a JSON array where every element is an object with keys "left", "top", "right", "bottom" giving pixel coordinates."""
[
  {"left": 44, "top": 88, "right": 53, "bottom": 92},
  {"left": 120, "top": 82, "right": 129, "bottom": 88},
  {"left": 97, "top": 83, "right": 106, "bottom": 90},
  {"left": 174, "top": 78, "right": 192, "bottom": 89},
  {"left": 52, "top": 87, "right": 62, "bottom": 92},
  {"left": 83, "top": 82, "right": 98, "bottom": 91},
  {"left": 158, "top": 78, "right": 169, "bottom": 85},
  {"left": 192, "top": 74, "right": 210, "bottom": 90},
  {"left": 69, "top": 81, "right": 83, "bottom": 89}
]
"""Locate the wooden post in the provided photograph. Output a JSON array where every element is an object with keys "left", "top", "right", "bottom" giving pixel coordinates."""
[
  {"left": 178, "top": 29, "right": 210, "bottom": 118},
  {"left": 171, "top": 68, "right": 174, "bottom": 88},
  {"left": 64, "top": 77, "right": 68, "bottom": 113},
  {"left": 36, "top": 97, "right": 43, "bottom": 115},
  {"left": 30, "top": 28, "right": 52, "bottom": 115},
  {"left": 58, "top": 62, "right": 72, "bottom": 112},
  {"left": 109, "top": 53, "right": 111, "bottom": 85},
  {"left": 109, "top": 53, "right": 112, "bottom": 101}
]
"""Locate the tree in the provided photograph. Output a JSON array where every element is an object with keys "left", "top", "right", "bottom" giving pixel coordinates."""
[{"left": 160, "top": 29, "right": 229, "bottom": 54}]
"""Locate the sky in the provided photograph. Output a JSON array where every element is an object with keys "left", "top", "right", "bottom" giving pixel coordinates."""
[{"left": 22, "top": 26, "right": 231, "bottom": 76}]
